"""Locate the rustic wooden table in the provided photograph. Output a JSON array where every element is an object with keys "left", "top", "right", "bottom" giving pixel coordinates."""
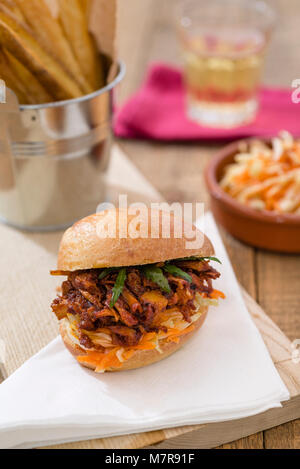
[{"left": 117, "top": 0, "right": 300, "bottom": 449}]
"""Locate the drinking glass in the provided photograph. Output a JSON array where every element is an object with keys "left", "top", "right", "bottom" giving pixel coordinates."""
[{"left": 176, "top": 0, "right": 276, "bottom": 128}]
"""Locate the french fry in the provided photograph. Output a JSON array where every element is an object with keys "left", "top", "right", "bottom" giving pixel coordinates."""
[
  {"left": 58, "top": 0, "right": 104, "bottom": 91},
  {"left": 43, "top": 0, "right": 59, "bottom": 18},
  {"left": 0, "top": 47, "right": 29, "bottom": 104},
  {"left": 79, "top": 0, "right": 92, "bottom": 18},
  {"left": 14, "top": 0, "right": 93, "bottom": 95},
  {"left": 0, "top": 0, "right": 25, "bottom": 23},
  {"left": 0, "top": 7, "right": 83, "bottom": 101},
  {"left": 4, "top": 50, "right": 53, "bottom": 104},
  {"left": 0, "top": 3, "right": 52, "bottom": 104}
]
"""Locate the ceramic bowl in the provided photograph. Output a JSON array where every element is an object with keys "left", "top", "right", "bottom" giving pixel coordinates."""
[{"left": 205, "top": 140, "right": 300, "bottom": 253}]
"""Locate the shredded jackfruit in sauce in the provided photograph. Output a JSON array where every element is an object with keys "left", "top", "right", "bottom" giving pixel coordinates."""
[{"left": 65, "top": 292, "right": 223, "bottom": 372}]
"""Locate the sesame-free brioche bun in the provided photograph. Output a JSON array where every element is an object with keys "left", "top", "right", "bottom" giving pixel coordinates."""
[
  {"left": 60, "top": 307, "right": 208, "bottom": 372},
  {"left": 57, "top": 208, "right": 214, "bottom": 271}
]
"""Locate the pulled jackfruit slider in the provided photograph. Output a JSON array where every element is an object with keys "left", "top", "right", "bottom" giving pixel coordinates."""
[{"left": 51, "top": 209, "right": 224, "bottom": 373}]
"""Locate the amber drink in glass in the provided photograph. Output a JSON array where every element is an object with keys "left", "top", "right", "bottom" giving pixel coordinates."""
[{"left": 177, "top": 0, "right": 276, "bottom": 128}]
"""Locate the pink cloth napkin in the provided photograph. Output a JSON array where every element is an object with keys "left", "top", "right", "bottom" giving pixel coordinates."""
[{"left": 114, "top": 63, "right": 300, "bottom": 141}]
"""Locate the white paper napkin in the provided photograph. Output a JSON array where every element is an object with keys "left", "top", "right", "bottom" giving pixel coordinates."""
[{"left": 0, "top": 213, "right": 289, "bottom": 449}]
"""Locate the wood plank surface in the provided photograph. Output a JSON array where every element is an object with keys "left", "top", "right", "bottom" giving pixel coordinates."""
[{"left": 116, "top": 0, "right": 300, "bottom": 449}]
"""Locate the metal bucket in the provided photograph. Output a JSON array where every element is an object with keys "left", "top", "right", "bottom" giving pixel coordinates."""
[{"left": 0, "top": 61, "right": 125, "bottom": 231}]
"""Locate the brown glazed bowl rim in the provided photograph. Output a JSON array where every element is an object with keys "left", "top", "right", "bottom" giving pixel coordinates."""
[{"left": 205, "top": 138, "right": 300, "bottom": 227}]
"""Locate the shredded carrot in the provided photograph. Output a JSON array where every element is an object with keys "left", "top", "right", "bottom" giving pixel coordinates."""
[
  {"left": 78, "top": 349, "right": 122, "bottom": 371},
  {"left": 166, "top": 325, "right": 195, "bottom": 339},
  {"left": 210, "top": 289, "right": 226, "bottom": 299},
  {"left": 100, "top": 350, "right": 122, "bottom": 369},
  {"left": 134, "top": 343, "right": 156, "bottom": 351},
  {"left": 123, "top": 350, "right": 135, "bottom": 360},
  {"left": 76, "top": 299, "right": 223, "bottom": 372},
  {"left": 220, "top": 131, "right": 300, "bottom": 215},
  {"left": 140, "top": 332, "right": 156, "bottom": 342},
  {"left": 77, "top": 351, "right": 105, "bottom": 365}
]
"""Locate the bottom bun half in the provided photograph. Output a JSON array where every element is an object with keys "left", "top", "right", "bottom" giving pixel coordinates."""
[{"left": 60, "top": 307, "right": 208, "bottom": 373}]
